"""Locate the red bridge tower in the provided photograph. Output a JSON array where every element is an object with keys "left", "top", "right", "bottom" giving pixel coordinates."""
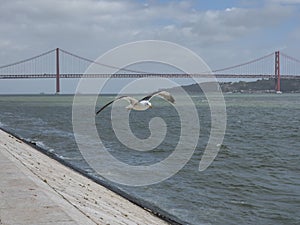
[
  {"left": 56, "top": 48, "right": 60, "bottom": 94},
  {"left": 275, "top": 51, "right": 280, "bottom": 92}
]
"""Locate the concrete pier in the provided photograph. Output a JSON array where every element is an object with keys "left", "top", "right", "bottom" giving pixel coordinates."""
[{"left": 0, "top": 129, "right": 169, "bottom": 225}]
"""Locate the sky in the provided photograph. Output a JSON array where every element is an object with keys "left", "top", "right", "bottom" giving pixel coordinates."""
[{"left": 0, "top": 0, "right": 300, "bottom": 94}]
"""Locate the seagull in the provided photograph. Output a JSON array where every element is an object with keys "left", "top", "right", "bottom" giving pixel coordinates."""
[{"left": 96, "top": 91, "right": 175, "bottom": 115}]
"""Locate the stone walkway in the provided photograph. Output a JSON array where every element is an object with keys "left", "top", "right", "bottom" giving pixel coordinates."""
[{"left": 0, "top": 129, "right": 169, "bottom": 225}]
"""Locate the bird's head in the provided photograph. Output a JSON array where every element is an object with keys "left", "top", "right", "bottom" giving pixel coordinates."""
[{"left": 147, "top": 102, "right": 152, "bottom": 108}]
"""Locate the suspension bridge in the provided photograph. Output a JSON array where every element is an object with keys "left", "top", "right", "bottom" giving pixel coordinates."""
[{"left": 0, "top": 48, "right": 300, "bottom": 93}]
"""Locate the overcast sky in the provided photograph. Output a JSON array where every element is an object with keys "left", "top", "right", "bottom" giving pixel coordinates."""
[{"left": 1, "top": 0, "right": 300, "bottom": 94}]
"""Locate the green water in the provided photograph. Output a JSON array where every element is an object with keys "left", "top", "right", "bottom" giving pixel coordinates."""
[{"left": 0, "top": 93, "right": 299, "bottom": 224}]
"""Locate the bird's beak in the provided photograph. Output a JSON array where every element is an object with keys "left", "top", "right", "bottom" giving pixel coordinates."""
[{"left": 149, "top": 105, "right": 153, "bottom": 108}]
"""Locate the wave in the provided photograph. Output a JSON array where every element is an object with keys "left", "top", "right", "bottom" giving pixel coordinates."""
[
  {"left": 0, "top": 121, "right": 6, "bottom": 127},
  {"left": 24, "top": 138, "right": 55, "bottom": 152}
]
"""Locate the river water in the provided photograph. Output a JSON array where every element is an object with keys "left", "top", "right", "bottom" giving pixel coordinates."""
[{"left": 0, "top": 93, "right": 299, "bottom": 225}]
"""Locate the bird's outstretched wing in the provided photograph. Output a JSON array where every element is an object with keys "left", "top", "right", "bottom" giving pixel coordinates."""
[
  {"left": 96, "top": 96, "right": 138, "bottom": 115},
  {"left": 140, "top": 91, "right": 175, "bottom": 104}
]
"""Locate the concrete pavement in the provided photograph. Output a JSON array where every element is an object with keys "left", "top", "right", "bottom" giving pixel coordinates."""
[{"left": 0, "top": 129, "right": 169, "bottom": 225}]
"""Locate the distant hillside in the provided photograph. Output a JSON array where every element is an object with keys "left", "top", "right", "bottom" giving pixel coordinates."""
[
  {"left": 170, "top": 78, "right": 300, "bottom": 93},
  {"left": 221, "top": 78, "right": 300, "bottom": 93}
]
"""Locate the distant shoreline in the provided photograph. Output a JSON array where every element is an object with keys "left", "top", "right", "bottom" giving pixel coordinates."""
[{"left": 0, "top": 78, "right": 300, "bottom": 95}]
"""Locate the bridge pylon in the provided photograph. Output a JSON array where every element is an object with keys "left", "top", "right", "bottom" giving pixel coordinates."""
[
  {"left": 275, "top": 51, "right": 281, "bottom": 92},
  {"left": 56, "top": 48, "right": 60, "bottom": 94}
]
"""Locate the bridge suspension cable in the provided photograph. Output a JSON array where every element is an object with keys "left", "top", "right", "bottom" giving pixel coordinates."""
[
  {"left": 59, "top": 48, "right": 148, "bottom": 74},
  {"left": 0, "top": 49, "right": 56, "bottom": 69},
  {"left": 0, "top": 49, "right": 56, "bottom": 76},
  {"left": 212, "top": 52, "right": 274, "bottom": 75},
  {"left": 280, "top": 52, "right": 300, "bottom": 76}
]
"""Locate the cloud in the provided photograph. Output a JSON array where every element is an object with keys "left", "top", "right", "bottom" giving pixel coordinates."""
[
  {"left": 0, "top": 0, "right": 299, "bottom": 69},
  {"left": 267, "top": 0, "right": 300, "bottom": 4}
]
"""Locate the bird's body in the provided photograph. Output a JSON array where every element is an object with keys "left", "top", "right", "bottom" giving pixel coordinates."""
[
  {"left": 126, "top": 100, "right": 151, "bottom": 111},
  {"left": 96, "top": 91, "right": 175, "bottom": 115}
]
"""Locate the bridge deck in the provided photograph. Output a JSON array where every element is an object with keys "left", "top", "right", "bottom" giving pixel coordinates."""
[{"left": 0, "top": 73, "right": 299, "bottom": 79}]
